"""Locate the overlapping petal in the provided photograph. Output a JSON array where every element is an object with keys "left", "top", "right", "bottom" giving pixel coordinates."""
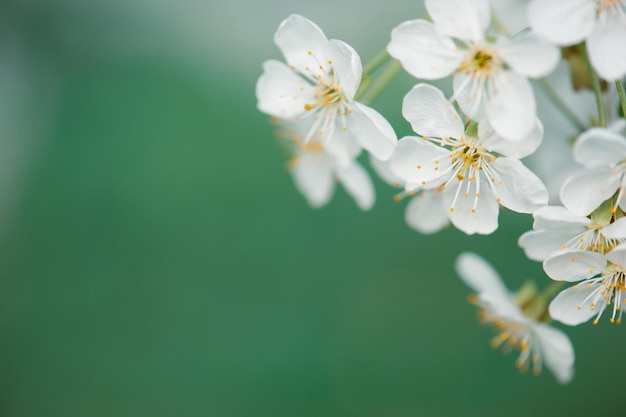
[
  {"left": 425, "top": 0, "right": 491, "bottom": 43},
  {"left": 388, "top": 20, "right": 463, "bottom": 80},
  {"left": 402, "top": 83, "right": 465, "bottom": 139},
  {"left": 527, "top": 0, "right": 596, "bottom": 45}
]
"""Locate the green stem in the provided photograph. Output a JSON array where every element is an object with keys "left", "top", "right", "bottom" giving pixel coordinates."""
[
  {"left": 357, "top": 60, "right": 402, "bottom": 105},
  {"left": 362, "top": 50, "right": 391, "bottom": 76},
  {"left": 539, "top": 281, "right": 566, "bottom": 303},
  {"left": 578, "top": 43, "right": 606, "bottom": 127},
  {"left": 616, "top": 79, "right": 626, "bottom": 119},
  {"left": 536, "top": 78, "right": 586, "bottom": 132}
]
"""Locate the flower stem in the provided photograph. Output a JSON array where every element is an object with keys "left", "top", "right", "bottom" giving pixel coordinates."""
[
  {"left": 357, "top": 60, "right": 403, "bottom": 105},
  {"left": 578, "top": 43, "right": 606, "bottom": 127},
  {"left": 616, "top": 79, "right": 626, "bottom": 119},
  {"left": 362, "top": 50, "right": 391, "bottom": 76},
  {"left": 536, "top": 78, "right": 586, "bottom": 132},
  {"left": 540, "top": 281, "right": 566, "bottom": 302}
]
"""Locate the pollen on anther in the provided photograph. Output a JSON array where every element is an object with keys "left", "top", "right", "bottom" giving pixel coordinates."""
[
  {"left": 393, "top": 194, "right": 402, "bottom": 202},
  {"left": 422, "top": 135, "right": 428, "bottom": 141},
  {"left": 417, "top": 165, "right": 422, "bottom": 169},
  {"left": 422, "top": 181, "right": 426, "bottom": 185},
  {"left": 577, "top": 306, "right": 582, "bottom": 310},
  {"left": 328, "top": 60, "right": 333, "bottom": 64},
  {"left": 471, "top": 209, "right": 476, "bottom": 213},
  {"left": 449, "top": 208, "right": 454, "bottom": 212},
  {"left": 290, "top": 65, "right": 295, "bottom": 69},
  {"left": 307, "top": 50, "right": 312, "bottom": 55}
]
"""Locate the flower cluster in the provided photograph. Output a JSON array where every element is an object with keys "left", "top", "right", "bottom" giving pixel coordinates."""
[{"left": 256, "top": 0, "right": 626, "bottom": 384}]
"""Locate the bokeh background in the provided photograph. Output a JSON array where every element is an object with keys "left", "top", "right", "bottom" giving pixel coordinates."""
[{"left": 0, "top": 1, "right": 622, "bottom": 416}]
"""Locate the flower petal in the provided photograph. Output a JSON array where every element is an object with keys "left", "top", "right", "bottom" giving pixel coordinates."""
[
  {"left": 388, "top": 20, "right": 463, "bottom": 80},
  {"left": 256, "top": 60, "right": 313, "bottom": 118},
  {"left": 403, "top": 84, "right": 465, "bottom": 139},
  {"left": 549, "top": 284, "right": 601, "bottom": 325},
  {"left": 560, "top": 168, "right": 621, "bottom": 216},
  {"left": 484, "top": 71, "right": 536, "bottom": 141},
  {"left": 543, "top": 249, "right": 605, "bottom": 282},
  {"left": 518, "top": 229, "right": 583, "bottom": 262},
  {"left": 388, "top": 136, "right": 451, "bottom": 187},
  {"left": 327, "top": 39, "right": 362, "bottom": 101},
  {"left": 534, "top": 323, "right": 575, "bottom": 384},
  {"left": 324, "top": 127, "right": 362, "bottom": 167},
  {"left": 497, "top": 31, "right": 560, "bottom": 78},
  {"left": 573, "top": 127, "right": 626, "bottom": 168},
  {"left": 405, "top": 190, "right": 449, "bottom": 234},
  {"left": 425, "top": 0, "right": 490, "bottom": 43},
  {"left": 290, "top": 153, "right": 334, "bottom": 208},
  {"left": 531, "top": 206, "right": 590, "bottom": 230},
  {"left": 479, "top": 118, "right": 543, "bottom": 159},
  {"left": 490, "top": 158, "right": 548, "bottom": 213},
  {"left": 348, "top": 102, "right": 397, "bottom": 160},
  {"left": 336, "top": 161, "right": 375, "bottom": 211},
  {"left": 453, "top": 72, "right": 487, "bottom": 121},
  {"left": 455, "top": 252, "right": 511, "bottom": 299},
  {"left": 603, "top": 243, "right": 626, "bottom": 267},
  {"left": 601, "top": 217, "right": 626, "bottom": 240},
  {"left": 274, "top": 14, "right": 330, "bottom": 73},
  {"left": 527, "top": 0, "right": 596, "bottom": 45},
  {"left": 444, "top": 179, "right": 499, "bottom": 235},
  {"left": 587, "top": 11, "right": 626, "bottom": 81}
]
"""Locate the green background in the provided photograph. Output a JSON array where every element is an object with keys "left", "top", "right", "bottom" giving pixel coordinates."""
[{"left": 0, "top": 1, "right": 622, "bottom": 416}]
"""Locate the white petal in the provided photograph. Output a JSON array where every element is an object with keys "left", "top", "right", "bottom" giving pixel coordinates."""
[
  {"left": 518, "top": 229, "right": 582, "bottom": 262},
  {"left": 369, "top": 155, "right": 403, "bottom": 188},
  {"left": 425, "top": 0, "right": 490, "bottom": 42},
  {"left": 497, "top": 31, "right": 560, "bottom": 78},
  {"left": 455, "top": 252, "right": 512, "bottom": 301},
  {"left": 488, "top": 0, "right": 529, "bottom": 35},
  {"left": 587, "top": 11, "right": 626, "bottom": 81},
  {"left": 490, "top": 158, "right": 548, "bottom": 213},
  {"left": 336, "top": 161, "right": 375, "bottom": 211},
  {"left": 327, "top": 39, "right": 362, "bottom": 101},
  {"left": 603, "top": 243, "right": 626, "bottom": 267},
  {"left": 531, "top": 206, "right": 590, "bottom": 230},
  {"left": 484, "top": 71, "right": 536, "bottom": 141},
  {"left": 444, "top": 179, "right": 499, "bottom": 235},
  {"left": 404, "top": 190, "right": 449, "bottom": 234},
  {"left": 534, "top": 323, "right": 575, "bottom": 384},
  {"left": 601, "top": 217, "right": 626, "bottom": 240},
  {"left": 274, "top": 14, "right": 330, "bottom": 73},
  {"left": 291, "top": 153, "right": 334, "bottom": 208},
  {"left": 527, "top": 0, "right": 596, "bottom": 45},
  {"left": 543, "top": 249, "right": 606, "bottom": 282},
  {"left": 479, "top": 118, "right": 543, "bottom": 159},
  {"left": 573, "top": 127, "right": 626, "bottom": 168},
  {"left": 324, "top": 128, "right": 362, "bottom": 167},
  {"left": 388, "top": 137, "right": 450, "bottom": 186},
  {"left": 453, "top": 72, "right": 487, "bottom": 120},
  {"left": 387, "top": 20, "right": 463, "bottom": 80},
  {"left": 549, "top": 284, "right": 601, "bottom": 325},
  {"left": 560, "top": 168, "right": 621, "bottom": 216},
  {"left": 348, "top": 102, "right": 397, "bottom": 160},
  {"left": 256, "top": 60, "right": 312, "bottom": 118},
  {"left": 402, "top": 84, "right": 465, "bottom": 139}
]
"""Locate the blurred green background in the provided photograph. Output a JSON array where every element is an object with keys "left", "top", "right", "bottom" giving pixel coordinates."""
[{"left": 0, "top": 1, "right": 622, "bottom": 416}]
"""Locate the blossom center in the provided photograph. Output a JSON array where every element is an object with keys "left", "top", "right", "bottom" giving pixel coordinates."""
[{"left": 459, "top": 46, "right": 500, "bottom": 78}]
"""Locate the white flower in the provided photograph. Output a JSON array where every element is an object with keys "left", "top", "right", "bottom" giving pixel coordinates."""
[
  {"left": 528, "top": 0, "right": 626, "bottom": 81},
  {"left": 456, "top": 252, "right": 575, "bottom": 383},
  {"left": 256, "top": 14, "right": 397, "bottom": 160},
  {"left": 388, "top": 84, "right": 548, "bottom": 235},
  {"left": 544, "top": 244, "right": 626, "bottom": 325},
  {"left": 560, "top": 122, "right": 626, "bottom": 216},
  {"left": 387, "top": 0, "right": 560, "bottom": 141},
  {"left": 279, "top": 121, "right": 375, "bottom": 210},
  {"left": 519, "top": 205, "right": 626, "bottom": 261},
  {"left": 370, "top": 156, "right": 450, "bottom": 234}
]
